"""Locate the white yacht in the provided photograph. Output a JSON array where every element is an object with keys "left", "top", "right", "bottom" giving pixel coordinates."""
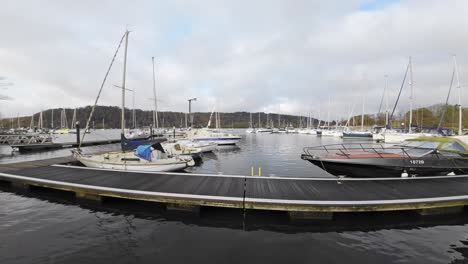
[
  {"left": 256, "top": 128, "right": 273, "bottom": 134},
  {"left": 186, "top": 129, "right": 241, "bottom": 145}
]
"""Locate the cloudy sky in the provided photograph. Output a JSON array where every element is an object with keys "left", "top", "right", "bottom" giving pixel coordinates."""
[{"left": 1, "top": 0, "right": 468, "bottom": 120}]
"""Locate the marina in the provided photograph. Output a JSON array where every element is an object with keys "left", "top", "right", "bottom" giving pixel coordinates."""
[
  {"left": 3, "top": 1, "right": 468, "bottom": 262},
  {"left": 1, "top": 133, "right": 468, "bottom": 220}
]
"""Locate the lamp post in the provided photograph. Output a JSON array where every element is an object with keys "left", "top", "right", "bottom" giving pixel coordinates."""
[{"left": 188, "top": 98, "right": 197, "bottom": 128}]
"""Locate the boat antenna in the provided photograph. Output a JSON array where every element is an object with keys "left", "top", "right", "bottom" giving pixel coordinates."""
[
  {"left": 389, "top": 58, "right": 411, "bottom": 126},
  {"left": 79, "top": 31, "right": 127, "bottom": 149}
]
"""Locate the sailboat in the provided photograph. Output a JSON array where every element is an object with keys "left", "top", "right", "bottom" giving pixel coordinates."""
[
  {"left": 69, "top": 108, "right": 77, "bottom": 134},
  {"left": 74, "top": 30, "right": 192, "bottom": 172},
  {"left": 375, "top": 57, "right": 434, "bottom": 143},
  {"left": 343, "top": 95, "right": 373, "bottom": 139},
  {"left": 55, "top": 109, "right": 69, "bottom": 134},
  {"left": 186, "top": 105, "right": 242, "bottom": 145},
  {"left": 245, "top": 112, "right": 255, "bottom": 133},
  {"left": 256, "top": 112, "right": 273, "bottom": 134}
]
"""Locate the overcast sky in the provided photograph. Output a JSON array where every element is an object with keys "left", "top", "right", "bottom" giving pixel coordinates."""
[{"left": 1, "top": 0, "right": 468, "bottom": 120}]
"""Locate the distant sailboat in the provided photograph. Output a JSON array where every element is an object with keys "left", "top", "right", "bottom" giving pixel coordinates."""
[
  {"left": 375, "top": 57, "right": 434, "bottom": 143},
  {"left": 245, "top": 112, "right": 255, "bottom": 133},
  {"left": 55, "top": 109, "right": 69, "bottom": 134}
]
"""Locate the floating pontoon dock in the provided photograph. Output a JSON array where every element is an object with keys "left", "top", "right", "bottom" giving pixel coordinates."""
[
  {"left": 10, "top": 139, "right": 121, "bottom": 151},
  {"left": 1, "top": 157, "right": 468, "bottom": 219}
]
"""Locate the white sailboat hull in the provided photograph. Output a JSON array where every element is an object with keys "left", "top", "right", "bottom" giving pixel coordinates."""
[
  {"left": 245, "top": 128, "right": 256, "bottom": 133},
  {"left": 375, "top": 132, "right": 436, "bottom": 143},
  {"left": 75, "top": 152, "right": 189, "bottom": 172}
]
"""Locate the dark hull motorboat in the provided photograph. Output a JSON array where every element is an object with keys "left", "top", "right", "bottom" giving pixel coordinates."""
[
  {"left": 301, "top": 139, "right": 468, "bottom": 178},
  {"left": 342, "top": 131, "right": 373, "bottom": 139},
  {"left": 301, "top": 153, "right": 468, "bottom": 178}
]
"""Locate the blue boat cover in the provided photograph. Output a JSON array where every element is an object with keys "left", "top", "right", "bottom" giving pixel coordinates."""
[{"left": 135, "top": 145, "right": 152, "bottom": 161}]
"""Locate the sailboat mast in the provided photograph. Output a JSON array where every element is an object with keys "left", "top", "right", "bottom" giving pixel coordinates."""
[
  {"left": 384, "top": 75, "right": 389, "bottom": 127},
  {"left": 408, "top": 56, "right": 414, "bottom": 133},
  {"left": 278, "top": 113, "right": 280, "bottom": 128},
  {"left": 317, "top": 104, "right": 321, "bottom": 129},
  {"left": 121, "top": 30, "right": 129, "bottom": 135},
  {"left": 327, "top": 97, "right": 330, "bottom": 128},
  {"left": 454, "top": 55, "right": 462, "bottom": 135},
  {"left": 51, "top": 109, "right": 54, "bottom": 129},
  {"left": 258, "top": 112, "right": 261, "bottom": 128},
  {"left": 361, "top": 96, "right": 365, "bottom": 131},
  {"left": 152, "top": 57, "right": 159, "bottom": 129},
  {"left": 132, "top": 90, "right": 136, "bottom": 128}
]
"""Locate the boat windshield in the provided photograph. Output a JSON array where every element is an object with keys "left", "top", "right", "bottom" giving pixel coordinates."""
[
  {"left": 398, "top": 141, "right": 439, "bottom": 149},
  {"left": 440, "top": 141, "right": 468, "bottom": 152}
]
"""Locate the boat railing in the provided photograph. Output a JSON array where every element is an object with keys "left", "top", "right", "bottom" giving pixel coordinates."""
[{"left": 303, "top": 143, "right": 435, "bottom": 159}]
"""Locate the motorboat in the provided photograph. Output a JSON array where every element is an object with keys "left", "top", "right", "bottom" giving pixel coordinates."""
[
  {"left": 186, "top": 129, "right": 241, "bottom": 145},
  {"left": 301, "top": 137, "right": 468, "bottom": 178},
  {"left": 278, "top": 128, "right": 287, "bottom": 134},
  {"left": 162, "top": 142, "right": 202, "bottom": 160},
  {"left": 286, "top": 127, "right": 298, "bottom": 134},
  {"left": 321, "top": 129, "right": 342, "bottom": 137},
  {"left": 256, "top": 128, "right": 273, "bottom": 134},
  {"left": 373, "top": 128, "right": 436, "bottom": 143},
  {"left": 342, "top": 130, "right": 373, "bottom": 139},
  {"left": 125, "top": 127, "right": 152, "bottom": 139},
  {"left": 245, "top": 128, "right": 256, "bottom": 133},
  {"left": 175, "top": 139, "right": 217, "bottom": 153}
]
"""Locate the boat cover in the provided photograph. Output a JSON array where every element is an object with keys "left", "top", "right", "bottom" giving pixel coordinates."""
[{"left": 135, "top": 145, "right": 152, "bottom": 161}]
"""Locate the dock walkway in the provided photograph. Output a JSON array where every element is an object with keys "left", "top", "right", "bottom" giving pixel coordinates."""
[{"left": 1, "top": 157, "right": 468, "bottom": 216}]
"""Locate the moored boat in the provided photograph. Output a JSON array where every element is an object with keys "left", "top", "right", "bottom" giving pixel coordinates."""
[
  {"left": 74, "top": 144, "right": 193, "bottom": 172},
  {"left": 301, "top": 137, "right": 468, "bottom": 178},
  {"left": 342, "top": 130, "right": 373, "bottom": 139},
  {"left": 256, "top": 128, "right": 273, "bottom": 134},
  {"left": 186, "top": 129, "right": 241, "bottom": 145}
]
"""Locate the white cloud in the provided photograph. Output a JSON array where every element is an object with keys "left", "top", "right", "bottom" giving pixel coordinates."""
[{"left": 0, "top": 0, "right": 467, "bottom": 122}]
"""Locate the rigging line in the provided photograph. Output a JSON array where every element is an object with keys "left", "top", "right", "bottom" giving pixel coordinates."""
[
  {"left": 389, "top": 60, "right": 410, "bottom": 124},
  {"left": 377, "top": 83, "right": 385, "bottom": 118},
  {"left": 79, "top": 32, "right": 127, "bottom": 149},
  {"left": 437, "top": 67, "right": 456, "bottom": 130}
]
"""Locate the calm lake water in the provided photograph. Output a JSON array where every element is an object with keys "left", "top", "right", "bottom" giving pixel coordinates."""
[{"left": 1, "top": 130, "right": 468, "bottom": 263}]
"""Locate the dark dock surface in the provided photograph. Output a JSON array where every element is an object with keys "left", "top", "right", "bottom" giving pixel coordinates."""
[
  {"left": 1, "top": 157, "right": 468, "bottom": 216},
  {"left": 10, "top": 139, "right": 121, "bottom": 151}
]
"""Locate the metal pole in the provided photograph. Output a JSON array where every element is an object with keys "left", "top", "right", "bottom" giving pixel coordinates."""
[
  {"left": 454, "top": 55, "right": 463, "bottom": 135},
  {"left": 76, "top": 121, "right": 80, "bottom": 149},
  {"left": 152, "top": 57, "right": 159, "bottom": 129},
  {"left": 408, "top": 56, "right": 414, "bottom": 133},
  {"left": 121, "top": 30, "right": 129, "bottom": 135},
  {"left": 188, "top": 98, "right": 196, "bottom": 128}
]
